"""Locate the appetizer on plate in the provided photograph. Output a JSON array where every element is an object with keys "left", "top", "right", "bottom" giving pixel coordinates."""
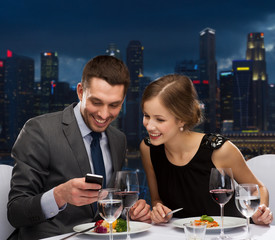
[
  {"left": 94, "top": 218, "right": 127, "bottom": 233},
  {"left": 192, "top": 215, "right": 219, "bottom": 228}
]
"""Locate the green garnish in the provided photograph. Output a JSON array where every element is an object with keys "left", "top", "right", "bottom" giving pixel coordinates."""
[
  {"left": 200, "top": 215, "right": 214, "bottom": 222},
  {"left": 115, "top": 218, "right": 127, "bottom": 232}
]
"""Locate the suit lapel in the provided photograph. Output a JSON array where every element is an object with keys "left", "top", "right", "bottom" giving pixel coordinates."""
[
  {"left": 106, "top": 127, "right": 120, "bottom": 173},
  {"left": 62, "top": 103, "right": 91, "bottom": 176}
]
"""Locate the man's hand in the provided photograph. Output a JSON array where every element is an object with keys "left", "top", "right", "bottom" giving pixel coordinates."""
[
  {"left": 129, "top": 199, "right": 151, "bottom": 223},
  {"left": 54, "top": 177, "right": 102, "bottom": 208}
]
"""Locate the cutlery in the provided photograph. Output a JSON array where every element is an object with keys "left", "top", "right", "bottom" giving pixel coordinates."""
[
  {"left": 165, "top": 207, "right": 183, "bottom": 217},
  {"left": 60, "top": 225, "right": 96, "bottom": 240}
]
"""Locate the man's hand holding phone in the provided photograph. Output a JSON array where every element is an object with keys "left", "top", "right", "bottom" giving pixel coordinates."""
[
  {"left": 54, "top": 174, "right": 103, "bottom": 208},
  {"left": 85, "top": 173, "right": 104, "bottom": 190}
]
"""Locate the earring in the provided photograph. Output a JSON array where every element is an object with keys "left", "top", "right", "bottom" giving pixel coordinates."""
[{"left": 180, "top": 126, "right": 184, "bottom": 132}]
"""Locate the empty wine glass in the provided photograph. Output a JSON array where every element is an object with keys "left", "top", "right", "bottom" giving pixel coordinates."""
[
  {"left": 209, "top": 168, "right": 234, "bottom": 239},
  {"left": 235, "top": 184, "right": 260, "bottom": 240},
  {"left": 115, "top": 170, "right": 139, "bottom": 240},
  {"left": 97, "top": 188, "right": 123, "bottom": 240}
]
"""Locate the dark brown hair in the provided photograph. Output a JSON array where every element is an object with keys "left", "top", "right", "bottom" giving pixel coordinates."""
[
  {"left": 141, "top": 74, "right": 203, "bottom": 130},
  {"left": 81, "top": 55, "right": 130, "bottom": 96}
]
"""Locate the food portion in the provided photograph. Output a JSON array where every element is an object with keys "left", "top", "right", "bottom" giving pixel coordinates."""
[
  {"left": 94, "top": 218, "right": 127, "bottom": 233},
  {"left": 192, "top": 215, "right": 219, "bottom": 228}
]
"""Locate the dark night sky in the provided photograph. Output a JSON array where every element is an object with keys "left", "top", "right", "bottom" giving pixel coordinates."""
[{"left": 1, "top": 0, "right": 275, "bottom": 86}]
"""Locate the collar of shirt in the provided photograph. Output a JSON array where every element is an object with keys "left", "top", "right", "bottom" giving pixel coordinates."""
[{"left": 73, "top": 102, "right": 91, "bottom": 137}]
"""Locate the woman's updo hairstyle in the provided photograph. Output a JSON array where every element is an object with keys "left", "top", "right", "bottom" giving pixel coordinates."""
[{"left": 141, "top": 74, "right": 203, "bottom": 130}]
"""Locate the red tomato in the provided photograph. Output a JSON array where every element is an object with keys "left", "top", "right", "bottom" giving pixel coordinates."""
[{"left": 95, "top": 219, "right": 104, "bottom": 226}]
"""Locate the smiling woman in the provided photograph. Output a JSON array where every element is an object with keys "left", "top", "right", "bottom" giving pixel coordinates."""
[{"left": 139, "top": 74, "right": 273, "bottom": 226}]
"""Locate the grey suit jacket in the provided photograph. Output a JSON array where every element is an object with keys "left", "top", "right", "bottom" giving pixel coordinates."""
[{"left": 7, "top": 103, "right": 126, "bottom": 239}]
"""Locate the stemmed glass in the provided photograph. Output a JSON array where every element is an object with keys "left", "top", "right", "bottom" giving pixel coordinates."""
[
  {"left": 97, "top": 188, "right": 123, "bottom": 240},
  {"left": 115, "top": 170, "right": 139, "bottom": 240},
  {"left": 209, "top": 168, "right": 234, "bottom": 239},
  {"left": 235, "top": 184, "right": 260, "bottom": 240}
]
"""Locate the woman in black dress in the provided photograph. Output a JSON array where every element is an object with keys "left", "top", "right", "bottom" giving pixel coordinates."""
[{"left": 140, "top": 74, "right": 273, "bottom": 225}]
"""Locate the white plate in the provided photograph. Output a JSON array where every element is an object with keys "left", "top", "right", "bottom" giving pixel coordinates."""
[
  {"left": 73, "top": 221, "right": 151, "bottom": 236},
  {"left": 172, "top": 216, "right": 246, "bottom": 231}
]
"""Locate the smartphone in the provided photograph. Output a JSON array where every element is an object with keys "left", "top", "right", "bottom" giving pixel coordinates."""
[{"left": 85, "top": 173, "right": 104, "bottom": 188}]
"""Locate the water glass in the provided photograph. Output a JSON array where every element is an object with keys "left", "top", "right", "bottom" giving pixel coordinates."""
[
  {"left": 184, "top": 223, "right": 206, "bottom": 240},
  {"left": 97, "top": 188, "right": 123, "bottom": 240},
  {"left": 235, "top": 184, "right": 260, "bottom": 240}
]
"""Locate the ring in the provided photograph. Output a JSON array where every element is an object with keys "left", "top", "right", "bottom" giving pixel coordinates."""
[{"left": 269, "top": 212, "right": 273, "bottom": 216}]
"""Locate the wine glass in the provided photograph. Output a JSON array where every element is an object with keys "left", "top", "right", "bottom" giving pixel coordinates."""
[
  {"left": 115, "top": 170, "right": 139, "bottom": 240},
  {"left": 209, "top": 168, "right": 234, "bottom": 239},
  {"left": 235, "top": 184, "right": 260, "bottom": 240},
  {"left": 97, "top": 188, "right": 123, "bottom": 240}
]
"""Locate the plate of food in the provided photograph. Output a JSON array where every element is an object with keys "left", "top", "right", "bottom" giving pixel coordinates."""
[
  {"left": 172, "top": 215, "right": 246, "bottom": 231},
  {"left": 73, "top": 218, "right": 152, "bottom": 236}
]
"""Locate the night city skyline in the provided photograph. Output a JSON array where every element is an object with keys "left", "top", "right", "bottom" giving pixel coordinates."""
[
  {"left": 2, "top": 3, "right": 275, "bottom": 233},
  {"left": 1, "top": 1, "right": 275, "bottom": 87}
]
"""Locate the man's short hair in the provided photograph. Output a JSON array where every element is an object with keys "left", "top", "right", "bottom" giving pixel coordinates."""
[{"left": 81, "top": 55, "right": 130, "bottom": 96}]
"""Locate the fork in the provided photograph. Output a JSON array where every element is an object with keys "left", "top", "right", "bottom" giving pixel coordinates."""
[{"left": 165, "top": 207, "right": 183, "bottom": 217}]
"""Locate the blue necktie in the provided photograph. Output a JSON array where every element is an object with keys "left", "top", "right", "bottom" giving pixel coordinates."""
[{"left": 90, "top": 131, "right": 106, "bottom": 188}]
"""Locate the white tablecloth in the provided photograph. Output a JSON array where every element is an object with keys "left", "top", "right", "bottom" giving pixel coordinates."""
[{"left": 41, "top": 220, "right": 275, "bottom": 240}]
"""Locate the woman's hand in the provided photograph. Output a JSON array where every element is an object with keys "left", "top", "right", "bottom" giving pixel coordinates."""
[
  {"left": 129, "top": 199, "right": 151, "bottom": 223},
  {"left": 151, "top": 202, "right": 172, "bottom": 224},
  {"left": 252, "top": 204, "right": 273, "bottom": 225}
]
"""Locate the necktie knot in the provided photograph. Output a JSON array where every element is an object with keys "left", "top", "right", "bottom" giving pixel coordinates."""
[{"left": 91, "top": 131, "right": 101, "bottom": 142}]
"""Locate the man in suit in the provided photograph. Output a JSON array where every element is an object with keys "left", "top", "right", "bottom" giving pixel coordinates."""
[{"left": 7, "top": 55, "right": 151, "bottom": 239}]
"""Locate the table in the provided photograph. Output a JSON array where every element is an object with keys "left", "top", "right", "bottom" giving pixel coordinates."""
[{"left": 41, "top": 220, "right": 275, "bottom": 240}]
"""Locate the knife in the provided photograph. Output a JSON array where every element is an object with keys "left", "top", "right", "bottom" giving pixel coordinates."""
[{"left": 60, "top": 225, "right": 96, "bottom": 240}]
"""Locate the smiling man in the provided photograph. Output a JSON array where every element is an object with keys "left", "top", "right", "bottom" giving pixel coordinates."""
[
  {"left": 7, "top": 55, "right": 151, "bottom": 240},
  {"left": 77, "top": 77, "right": 125, "bottom": 132}
]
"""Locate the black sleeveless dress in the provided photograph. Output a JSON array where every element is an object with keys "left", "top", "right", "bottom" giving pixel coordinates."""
[{"left": 144, "top": 133, "right": 243, "bottom": 218}]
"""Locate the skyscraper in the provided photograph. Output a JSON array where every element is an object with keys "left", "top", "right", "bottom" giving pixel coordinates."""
[
  {"left": 125, "top": 40, "right": 144, "bottom": 150},
  {"left": 232, "top": 60, "right": 254, "bottom": 131},
  {"left": 175, "top": 60, "right": 200, "bottom": 81},
  {"left": 268, "top": 84, "right": 275, "bottom": 131},
  {"left": 105, "top": 43, "right": 121, "bottom": 60},
  {"left": 199, "top": 28, "right": 217, "bottom": 133},
  {"left": 175, "top": 60, "right": 209, "bottom": 104},
  {"left": 246, "top": 32, "right": 268, "bottom": 131},
  {"left": 4, "top": 50, "right": 34, "bottom": 150},
  {"left": 40, "top": 52, "right": 58, "bottom": 114},
  {"left": 219, "top": 71, "right": 234, "bottom": 131},
  {"left": 50, "top": 82, "right": 78, "bottom": 112}
]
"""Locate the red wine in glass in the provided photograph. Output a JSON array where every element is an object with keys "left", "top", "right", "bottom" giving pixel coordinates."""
[
  {"left": 210, "top": 189, "right": 234, "bottom": 205},
  {"left": 209, "top": 168, "right": 234, "bottom": 240},
  {"left": 115, "top": 171, "right": 139, "bottom": 240},
  {"left": 116, "top": 191, "right": 139, "bottom": 208}
]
